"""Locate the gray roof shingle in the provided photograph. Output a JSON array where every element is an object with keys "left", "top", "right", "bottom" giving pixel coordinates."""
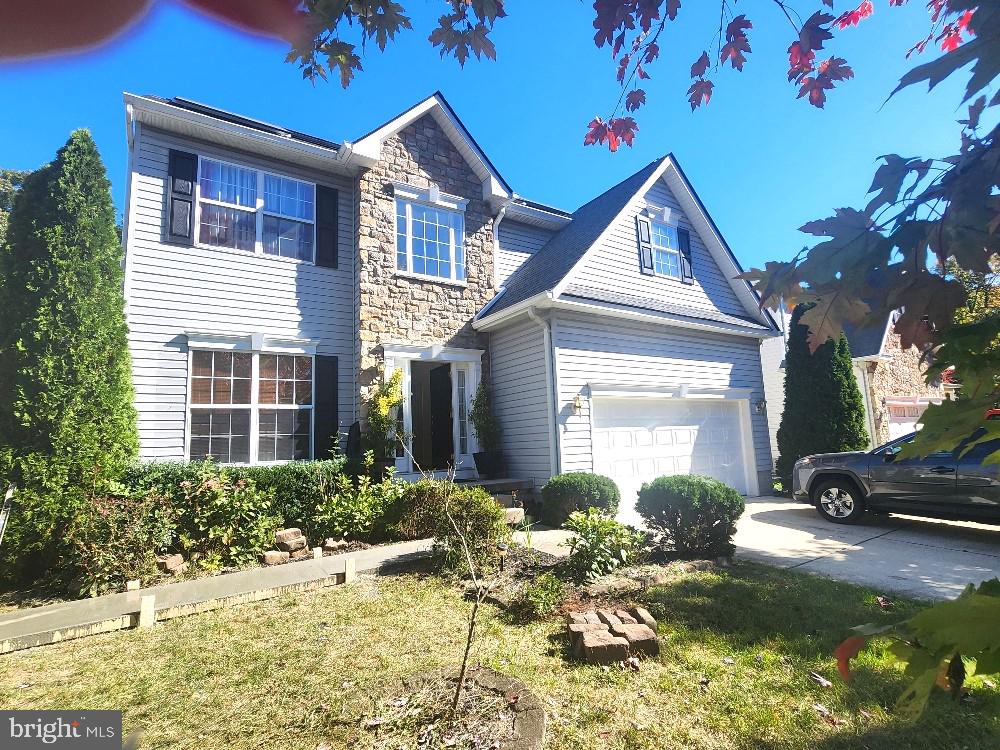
[
  {"left": 482, "top": 157, "right": 667, "bottom": 317},
  {"left": 842, "top": 312, "right": 891, "bottom": 358}
]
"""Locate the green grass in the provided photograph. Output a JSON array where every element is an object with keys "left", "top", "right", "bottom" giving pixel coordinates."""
[{"left": 1, "top": 562, "right": 997, "bottom": 750}]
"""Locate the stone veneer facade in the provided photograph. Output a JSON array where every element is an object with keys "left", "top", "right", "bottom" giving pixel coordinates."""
[
  {"left": 355, "top": 114, "right": 496, "bottom": 413},
  {"left": 860, "top": 330, "right": 945, "bottom": 445}
]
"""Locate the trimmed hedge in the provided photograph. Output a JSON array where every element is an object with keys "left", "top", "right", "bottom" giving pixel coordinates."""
[
  {"left": 540, "top": 472, "right": 620, "bottom": 525},
  {"left": 635, "top": 474, "right": 745, "bottom": 559}
]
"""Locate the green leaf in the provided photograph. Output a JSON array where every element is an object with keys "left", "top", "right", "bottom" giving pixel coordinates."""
[
  {"left": 894, "top": 668, "right": 938, "bottom": 722},
  {"left": 908, "top": 594, "right": 1000, "bottom": 655}
]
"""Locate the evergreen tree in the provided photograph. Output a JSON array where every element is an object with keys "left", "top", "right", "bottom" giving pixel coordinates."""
[
  {"left": 0, "top": 130, "right": 137, "bottom": 579},
  {"left": 775, "top": 303, "right": 869, "bottom": 490}
]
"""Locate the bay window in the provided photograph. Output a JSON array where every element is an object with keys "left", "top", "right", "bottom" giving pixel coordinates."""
[
  {"left": 197, "top": 157, "right": 315, "bottom": 262},
  {"left": 188, "top": 349, "right": 313, "bottom": 463}
]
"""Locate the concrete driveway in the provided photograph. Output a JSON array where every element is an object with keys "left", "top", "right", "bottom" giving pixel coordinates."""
[{"left": 736, "top": 496, "right": 1000, "bottom": 600}]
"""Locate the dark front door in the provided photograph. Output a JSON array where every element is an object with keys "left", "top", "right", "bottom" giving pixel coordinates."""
[{"left": 429, "top": 364, "right": 454, "bottom": 470}]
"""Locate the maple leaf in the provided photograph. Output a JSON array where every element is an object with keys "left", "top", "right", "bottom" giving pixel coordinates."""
[
  {"left": 720, "top": 15, "right": 752, "bottom": 71},
  {"left": 643, "top": 41, "right": 660, "bottom": 64},
  {"left": 737, "top": 260, "right": 803, "bottom": 310},
  {"left": 687, "top": 78, "right": 714, "bottom": 110},
  {"left": 787, "top": 41, "right": 816, "bottom": 82},
  {"left": 799, "top": 292, "right": 871, "bottom": 352},
  {"left": 625, "top": 88, "right": 647, "bottom": 112},
  {"left": 636, "top": 0, "right": 661, "bottom": 31},
  {"left": 666, "top": 0, "right": 682, "bottom": 21},
  {"left": 691, "top": 50, "right": 710, "bottom": 78},
  {"left": 834, "top": 636, "right": 868, "bottom": 682},
  {"left": 320, "top": 39, "right": 362, "bottom": 88},
  {"left": 798, "top": 11, "right": 835, "bottom": 54},
  {"left": 617, "top": 54, "right": 631, "bottom": 83},
  {"left": 797, "top": 56, "right": 854, "bottom": 107},
  {"left": 584, "top": 116, "right": 609, "bottom": 147},
  {"left": 835, "top": 0, "right": 874, "bottom": 30}
]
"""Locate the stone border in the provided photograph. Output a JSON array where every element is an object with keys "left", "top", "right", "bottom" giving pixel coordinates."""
[{"left": 403, "top": 666, "right": 545, "bottom": 750}]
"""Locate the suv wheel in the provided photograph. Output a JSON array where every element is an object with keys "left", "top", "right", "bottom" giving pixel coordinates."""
[{"left": 812, "top": 478, "right": 866, "bottom": 524}]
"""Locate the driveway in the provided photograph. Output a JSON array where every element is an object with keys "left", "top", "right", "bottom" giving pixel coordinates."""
[{"left": 736, "top": 496, "right": 1000, "bottom": 600}]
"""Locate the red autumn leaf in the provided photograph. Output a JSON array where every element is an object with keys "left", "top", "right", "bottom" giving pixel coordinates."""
[
  {"left": 666, "top": 0, "right": 682, "bottom": 21},
  {"left": 636, "top": 63, "right": 651, "bottom": 79},
  {"left": 611, "top": 116, "right": 639, "bottom": 148},
  {"left": 834, "top": 636, "right": 867, "bottom": 682},
  {"left": 625, "top": 89, "right": 647, "bottom": 112},
  {"left": 584, "top": 116, "right": 610, "bottom": 147},
  {"left": 691, "top": 50, "right": 711, "bottom": 78},
  {"left": 644, "top": 41, "right": 660, "bottom": 64},
  {"left": 819, "top": 56, "right": 854, "bottom": 82},
  {"left": 787, "top": 41, "right": 816, "bottom": 82},
  {"left": 687, "top": 78, "right": 714, "bottom": 110},
  {"left": 799, "top": 11, "right": 835, "bottom": 54},
  {"left": 616, "top": 54, "right": 630, "bottom": 83},
  {"left": 636, "top": 0, "right": 661, "bottom": 31},
  {"left": 798, "top": 56, "right": 854, "bottom": 107},
  {"left": 720, "top": 15, "right": 752, "bottom": 71},
  {"left": 835, "top": 0, "right": 874, "bottom": 30},
  {"left": 583, "top": 116, "right": 638, "bottom": 151}
]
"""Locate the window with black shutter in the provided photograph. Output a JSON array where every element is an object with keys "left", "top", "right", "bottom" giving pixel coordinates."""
[
  {"left": 635, "top": 214, "right": 655, "bottom": 275},
  {"left": 315, "top": 186, "right": 339, "bottom": 268},
  {"left": 313, "top": 355, "right": 340, "bottom": 459},
  {"left": 677, "top": 227, "right": 694, "bottom": 284},
  {"left": 167, "top": 149, "right": 197, "bottom": 245}
]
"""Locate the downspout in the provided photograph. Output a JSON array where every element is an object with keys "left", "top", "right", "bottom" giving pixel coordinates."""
[
  {"left": 492, "top": 199, "right": 510, "bottom": 291},
  {"left": 528, "top": 308, "right": 561, "bottom": 477}
]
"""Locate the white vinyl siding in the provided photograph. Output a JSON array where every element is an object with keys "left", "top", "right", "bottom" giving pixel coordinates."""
[
  {"left": 495, "top": 220, "right": 555, "bottom": 287},
  {"left": 489, "top": 318, "right": 553, "bottom": 485},
  {"left": 571, "top": 177, "right": 745, "bottom": 317},
  {"left": 552, "top": 313, "right": 772, "bottom": 484},
  {"left": 125, "top": 124, "right": 356, "bottom": 460}
]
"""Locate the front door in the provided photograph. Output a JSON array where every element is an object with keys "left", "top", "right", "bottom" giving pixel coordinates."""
[
  {"left": 429, "top": 364, "right": 454, "bottom": 470},
  {"left": 409, "top": 360, "right": 454, "bottom": 471}
]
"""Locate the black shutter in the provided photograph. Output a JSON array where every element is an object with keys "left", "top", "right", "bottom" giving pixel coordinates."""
[
  {"left": 677, "top": 227, "right": 694, "bottom": 284},
  {"left": 314, "top": 356, "right": 340, "bottom": 459},
  {"left": 315, "top": 185, "right": 339, "bottom": 268},
  {"left": 166, "top": 149, "right": 197, "bottom": 245},
  {"left": 635, "top": 215, "right": 654, "bottom": 275}
]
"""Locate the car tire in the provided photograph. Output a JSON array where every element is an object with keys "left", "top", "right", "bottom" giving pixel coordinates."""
[{"left": 812, "top": 478, "right": 866, "bottom": 524}]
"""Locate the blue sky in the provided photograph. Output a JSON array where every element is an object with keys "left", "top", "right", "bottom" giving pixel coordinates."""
[{"left": 0, "top": 1, "right": 972, "bottom": 270}]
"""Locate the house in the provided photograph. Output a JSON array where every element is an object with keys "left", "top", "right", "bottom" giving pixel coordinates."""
[
  {"left": 760, "top": 307, "right": 947, "bottom": 461},
  {"left": 121, "top": 91, "right": 779, "bottom": 523}
]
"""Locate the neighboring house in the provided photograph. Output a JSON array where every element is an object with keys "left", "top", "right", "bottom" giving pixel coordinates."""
[
  {"left": 121, "top": 91, "right": 778, "bottom": 523},
  {"left": 761, "top": 308, "right": 947, "bottom": 461}
]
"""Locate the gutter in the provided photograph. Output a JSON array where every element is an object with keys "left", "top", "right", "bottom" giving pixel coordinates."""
[
  {"left": 528, "top": 309, "right": 561, "bottom": 477},
  {"left": 492, "top": 199, "right": 511, "bottom": 290}
]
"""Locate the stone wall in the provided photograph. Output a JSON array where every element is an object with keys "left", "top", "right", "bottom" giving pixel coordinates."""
[
  {"left": 863, "top": 330, "right": 945, "bottom": 445},
  {"left": 355, "top": 114, "right": 496, "bottom": 412}
]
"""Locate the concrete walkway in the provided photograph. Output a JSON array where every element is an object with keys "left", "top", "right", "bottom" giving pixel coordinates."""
[
  {"left": 735, "top": 496, "right": 1000, "bottom": 600},
  {"left": 0, "top": 539, "right": 431, "bottom": 654}
]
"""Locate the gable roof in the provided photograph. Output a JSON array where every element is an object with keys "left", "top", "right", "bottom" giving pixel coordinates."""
[
  {"left": 340, "top": 92, "right": 512, "bottom": 206},
  {"left": 843, "top": 311, "right": 893, "bottom": 359},
  {"left": 483, "top": 157, "right": 667, "bottom": 317}
]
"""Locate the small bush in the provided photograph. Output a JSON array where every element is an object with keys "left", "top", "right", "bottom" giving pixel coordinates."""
[
  {"left": 635, "top": 474, "right": 745, "bottom": 559},
  {"left": 175, "top": 466, "right": 281, "bottom": 569},
  {"left": 382, "top": 479, "right": 509, "bottom": 574},
  {"left": 561, "top": 507, "right": 643, "bottom": 582},
  {"left": 312, "top": 470, "right": 404, "bottom": 542},
  {"left": 540, "top": 472, "right": 620, "bottom": 526},
  {"left": 519, "top": 572, "right": 567, "bottom": 618},
  {"left": 65, "top": 489, "right": 176, "bottom": 596}
]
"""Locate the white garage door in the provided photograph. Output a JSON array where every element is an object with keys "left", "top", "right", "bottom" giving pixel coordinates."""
[{"left": 591, "top": 397, "right": 749, "bottom": 527}]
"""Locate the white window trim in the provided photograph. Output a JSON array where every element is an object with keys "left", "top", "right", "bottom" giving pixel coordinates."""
[
  {"left": 184, "top": 335, "right": 319, "bottom": 464},
  {"left": 194, "top": 155, "right": 318, "bottom": 265},
  {"left": 392, "top": 181, "right": 469, "bottom": 211},
  {"left": 649, "top": 219, "right": 681, "bottom": 280},
  {"left": 393, "top": 186, "right": 468, "bottom": 285}
]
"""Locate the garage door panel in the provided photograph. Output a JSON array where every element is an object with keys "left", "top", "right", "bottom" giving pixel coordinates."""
[{"left": 592, "top": 396, "right": 748, "bottom": 526}]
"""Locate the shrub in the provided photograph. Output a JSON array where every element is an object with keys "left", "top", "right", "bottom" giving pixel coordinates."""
[
  {"left": 65, "top": 489, "right": 176, "bottom": 597},
  {"left": 540, "top": 472, "right": 620, "bottom": 526},
  {"left": 174, "top": 466, "right": 281, "bottom": 569},
  {"left": 383, "top": 479, "right": 510, "bottom": 574},
  {"left": 364, "top": 369, "right": 405, "bottom": 459},
  {"left": 560, "top": 508, "right": 643, "bottom": 582},
  {"left": 469, "top": 380, "right": 501, "bottom": 454},
  {"left": 0, "top": 131, "right": 137, "bottom": 583},
  {"left": 519, "top": 572, "right": 567, "bottom": 618},
  {"left": 312, "top": 470, "right": 404, "bottom": 542},
  {"left": 775, "top": 302, "right": 869, "bottom": 490},
  {"left": 635, "top": 474, "right": 745, "bottom": 559}
]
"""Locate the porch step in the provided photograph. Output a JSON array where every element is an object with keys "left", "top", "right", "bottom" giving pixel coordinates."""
[
  {"left": 504, "top": 507, "right": 526, "bottom": 526},
  {"left": 457, "top": 477, "right": 533, "bottom": 494}
]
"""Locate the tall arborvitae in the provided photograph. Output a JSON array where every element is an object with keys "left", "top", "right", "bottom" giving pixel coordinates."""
[
  {"left": 0, "top": 130, "right": 137, "bottom": 579},
  {"left": 775, "top": 303, "right": 870, "bottom": 490}
]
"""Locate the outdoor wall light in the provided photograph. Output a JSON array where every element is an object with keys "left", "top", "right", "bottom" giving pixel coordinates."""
[
  {"left": 573, "top": 394, "right": 584, "bottom": 415},
  {"left": 754, "top": 399, "right": 767, "bottom": 415}
]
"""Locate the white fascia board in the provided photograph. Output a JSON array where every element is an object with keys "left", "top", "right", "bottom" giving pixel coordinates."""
[
  {"left": 471, "top": 291, "right": 556, "bottom": 331},
  {"left": 506, "top": 200, "right": 572, "bottom": 230},
  {"left": 551, "top": 297, "right": 776, "bottom": 339},
  {"left": 661, "top": 156, "right": 772, "bottom": 328},
  {"left": 124, "top": 93, "right": 343, "bottom": 173},
  {"left": 551, "top": 158, "right": 671, "bottom": 299},
  {"left": 382, "top": 343, "right": 485, "bottom": 362}
]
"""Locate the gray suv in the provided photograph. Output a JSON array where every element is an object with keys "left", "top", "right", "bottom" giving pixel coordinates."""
[{"left": 792, "top": 432, "right": 1000, "bottom": 524}]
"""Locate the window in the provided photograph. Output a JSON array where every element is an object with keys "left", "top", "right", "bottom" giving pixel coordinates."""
[
  {"left": 395, "top": 199, "right": 466, "bottom": 282},
  {"left": 197, "top": 157, "right": 315, "bottom": 262},
  {"left": 650, "top": 221, "right": 681, "bottom": 279},
  {"left": 457, "top": 369, "right": 468, "bottom": 455},
  {"left": 188, "top": 350, "right": 313, "bottom": 463}
]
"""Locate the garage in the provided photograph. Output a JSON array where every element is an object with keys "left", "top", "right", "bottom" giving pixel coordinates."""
[{"left": 591, "top": 396, "right": 753, "bottom": 526}]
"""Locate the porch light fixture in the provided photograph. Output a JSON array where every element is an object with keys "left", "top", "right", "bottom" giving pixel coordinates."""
[
  {"left": 754, "top": 399, "right": 766, "bottom": 415},
  {"left": 661, "top": 206, "right": 673, "bottom": 224},
  {"left": 573, "top": 394, "right": 584, "bottom": 415}
]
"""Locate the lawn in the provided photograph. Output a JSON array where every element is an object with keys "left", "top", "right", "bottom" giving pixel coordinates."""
[{"left": 1, "top": 562, "right": 997, "bottom": 750}]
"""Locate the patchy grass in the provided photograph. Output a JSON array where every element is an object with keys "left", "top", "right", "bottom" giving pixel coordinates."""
[{"left": 1, "top": 563, "right": 997, "bottom": 749}]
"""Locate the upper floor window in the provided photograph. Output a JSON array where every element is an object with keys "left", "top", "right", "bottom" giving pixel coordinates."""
[
  {"left": 650, "top": 220, "right": 681, "bottom": 279},
  {"left": 197, "top": 158, "right": 315, "bottom": 262},
  {"left": 395, "top": 199, "right": 466, "bottom": 283}
]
